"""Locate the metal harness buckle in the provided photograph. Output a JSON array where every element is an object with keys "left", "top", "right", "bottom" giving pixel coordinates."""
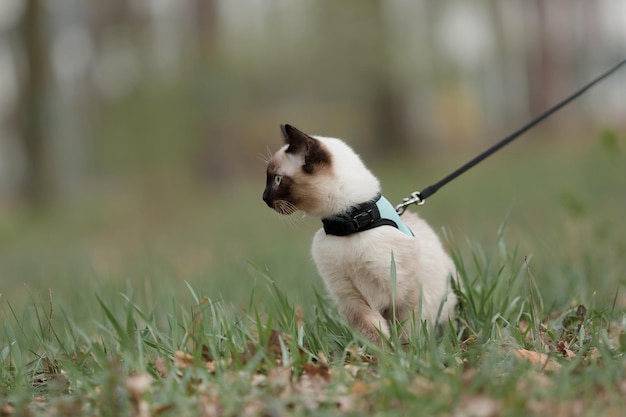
[
  {"left": 395, "top": 191, "right": 425, "bottom": 215},
  {"left": 352, "top": 210, "right": 374, "bottom": 228}
]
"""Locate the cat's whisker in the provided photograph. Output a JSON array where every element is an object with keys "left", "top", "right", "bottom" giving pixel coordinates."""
[
  {"left": 275, "top": 200, "right": 297, "bottom": 216},
  {"left": 285, "top": 201, "right": 299, "bottom": 215},
  {"left": 258, "top": 146, "right": 274, "bottom": 165},
  {"left": 258, "top": 152, "right": 270, "bottom": 164},
  {"left": 258, "top": 146, "right": 276, "bottom": 165},
  {"left": 271, "top": 200, "right": 305, "bottom": 228},
  {"left": 285, "top": 214, "right": 299, "bottom": 229},
  {"left": 286, "top": 209, "right": 306, "bottom": 229}
]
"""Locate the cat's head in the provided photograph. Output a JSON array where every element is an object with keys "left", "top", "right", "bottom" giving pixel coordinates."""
[{"left": 262, "top": 124, "right": 380, "bottom": 218}]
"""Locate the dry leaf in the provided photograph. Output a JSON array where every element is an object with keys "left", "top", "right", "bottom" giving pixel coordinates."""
[
  {"left": 267, "top": 366, "right": 293, "bottom": 392},
  {"left": 454, "top": 395, "right": 499, "bottom": 417},
  {"left": 350, "top": 379, "right": 373, "bottom": 395},
  {"left": 250, "top": 373, "right": 267, "bottom": 387},
  {"left": 515, "top": 349, "right": 561, "bottom": 371},
  {"left": 206, "top": 360, "right": 217, "bottom": 373},
  {"left": 461, "top": 368, "right": 478, "bottom": 387},
  {"left": 302, "top": 361, "right": 331, "bottom": 381},
  {"left": 201, "top": 344, "right": 213, "bottom": 362},
  {"left": 556, "top": 340, "right": 576, "bottom": 359},
  {"left": 518, "top": 320, "right": 529, "bottom": 335},
  {"left": 239, "top": 341, "right": 257, "bottom": 365},
  {"left": 0, "top": 403, "right": 14, "bottom": 416},
  {"left": 345, "top": 344, "right": 378, "bottom": 365},
  {"left": 153, "top": 356, "right": 168, "bottom": 378},
  {"left": 516, "top": 370, "right": 553, "bottom": 392},
  {"left": 199, "top": 395, "right": 221, "bottom": 417},
  {"left": 294, "top": 373, "right": 329, "bottom": 411},
  {"left": 408, "top": 375, "right": 435, "bottom": 396},
  {"left": 173, "top": 350, "right": 194, "bottom": 369},
  {"left": 172, "top": 350, "right": 219, "bottom": 373},
  {"left": 125, "top": 374, "right": 151, "bottom": 398},
  {"left": 343, "top": 364, "right": 362, "bottom": 378},
  {"left": 241, "top": 399, "right": 267, "bottom": 417},
  {"left": 267, "top": 329, "right": 292, "bottom": 364},
  {"left": 527, "top": 398, "right": 584, "bottom": 417},
  {"left": 125, "top": 374, "right": 152, "bottom": 417},
  {"left": 295, "top": 306, "right": 304, "bottom": 328}
]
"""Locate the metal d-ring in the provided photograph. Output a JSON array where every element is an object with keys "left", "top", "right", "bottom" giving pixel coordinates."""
[{"left": 395, "top": 191, "right": 425, "bottom": 215}]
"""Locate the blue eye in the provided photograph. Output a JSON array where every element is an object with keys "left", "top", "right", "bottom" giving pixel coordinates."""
[{"left": 274, "top": 175, "right": 282, "bottom": 186}]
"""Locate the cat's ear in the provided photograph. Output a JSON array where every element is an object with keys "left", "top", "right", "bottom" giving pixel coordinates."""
[
  {"left": 280, "top": 124, "right": 330, "bottom": 173},
  {"left": 280, "top": 124, "right": 314, "bottom": 154}
]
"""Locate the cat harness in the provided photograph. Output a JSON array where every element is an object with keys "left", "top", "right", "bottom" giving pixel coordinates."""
[{"left": 322, "top": 193, "right": 414, "bottom": 237}]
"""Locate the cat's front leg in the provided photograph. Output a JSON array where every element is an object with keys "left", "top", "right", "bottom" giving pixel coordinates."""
[
  {"left": 337, "top": 296, "right": 390, "bottom": 345},
  {"left": 382, "top": 304, "right": 417, "bottom": 346}
]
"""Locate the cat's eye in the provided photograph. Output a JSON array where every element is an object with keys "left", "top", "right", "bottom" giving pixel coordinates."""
[{"left": 274, "top": 175, "right": 282, "bottom": 186}]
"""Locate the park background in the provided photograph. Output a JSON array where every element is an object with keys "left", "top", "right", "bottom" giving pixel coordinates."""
[{"left": 1, "top": 0, "right": 625, "bottom": 319}]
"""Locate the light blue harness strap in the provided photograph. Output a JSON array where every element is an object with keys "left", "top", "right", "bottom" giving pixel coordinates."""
[{"left": 377, "top": 195, "right": 414, "bottom": 237}]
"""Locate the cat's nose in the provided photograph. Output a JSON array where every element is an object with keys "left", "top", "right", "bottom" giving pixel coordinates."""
[{"left": 262, "top": 189, "right": 272, "bottom": 206}]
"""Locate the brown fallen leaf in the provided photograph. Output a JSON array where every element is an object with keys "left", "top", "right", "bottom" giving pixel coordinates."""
[
  {"left": 173, "top": 350, "right": 194, "bottom": 369},
  {"left": 515, "top": 369, "right": 554, "bottom": 393},
  {"left": 343, "top": 364, "right": 362, "bottom": 378},
  {"left": 454, "top": 395, "right": 500, "bottom": 417},
  {"left": 408, "top": 375, "right": 436, "bottom": 396},
  {"left": 350, "top": 379, "right": 376, "bottom": 395},
  {"left": 1, "top": 403, "right": 14, "bottom": 416},
  {"left": 199, "top": 395, "right": 221, "bottom": 417},
  {"left": 267, "top": 366, "right": 293, "bottom": 393},
  {"left": 556, "top": 339, "right": 576, "bottom": 359},
  {"left": 302, "top": 352, "right": 331, "bottom": 381},
  {"left": 153, "top": 356, "right": 168, "bottom": 378},
  {"left": 268, "top": 329, "right": 291, "bottom": 357},
  {"left": 515, "top": 349, "right": 561, "bottom": 371},
  {"left": 201, "top": 344, "right": 213, "bottom": 362},
  {"left": 125, "top": 374, "right": 152, "bottom": 397},
  {"left": 527, "top": 398, "right": 584, "bottom": 417},
  {"left": 460, "top": 368, "right": 478, "bottom": 387},
  {"left": 172, "top": 350, "right": 220, "bottom": 373},
  {"left": 294, "top": 373, "right": 330, "bottom": 411},
  {"left": 125, "top": 374, "right": 152, "bottom": 417},
  {"left": 345, "top": 344, "right": 378, "bottom": 365}
]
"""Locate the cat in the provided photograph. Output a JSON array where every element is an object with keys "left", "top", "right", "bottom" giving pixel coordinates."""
[{"left": 263, "top": 124, "right": 457, "bottom": 344}]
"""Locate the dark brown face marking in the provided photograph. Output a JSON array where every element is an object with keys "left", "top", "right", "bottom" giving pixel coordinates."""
[
  {"left": 262, "top": 171, "right": 297, "bottom": 211},
  {"left": 263, "top": 124, "right": 334, "bottom": 215},
  {"left": 280, "top": 124, "right": 331, "bottom": 174}
]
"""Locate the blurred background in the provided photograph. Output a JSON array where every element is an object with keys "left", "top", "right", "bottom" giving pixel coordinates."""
[{"left": 0, "top": 0, "right": 625, "bottom": 313}]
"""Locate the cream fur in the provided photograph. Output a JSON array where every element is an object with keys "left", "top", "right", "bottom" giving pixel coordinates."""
[
  {"left": 266, "top": 132, "right": 457, "bottom": 344},
  {"left": 310, "top": 138, "right": 456, "bottom": 344}
]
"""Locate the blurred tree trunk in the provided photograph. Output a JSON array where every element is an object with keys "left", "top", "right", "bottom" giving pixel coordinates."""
[
  {"left": 17, "top": 0, "right": 49, "bottom": 205},
  {"left": 194, "top": 0, "right": 217, "bottom": 45},
  {"left": 527, "top": 1, "right": 576, "bottom": 131},
  {"left": 372, "top": 85, "right": 411, "bottom": 154},
  {"left": 528, "top": 0, "right": 554, "bottom": 117},
  {"left": 367, "top": 1, "right": 411, "bottom": 154}
]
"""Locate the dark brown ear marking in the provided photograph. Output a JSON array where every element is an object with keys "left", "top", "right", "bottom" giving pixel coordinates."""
[
  {"left": 279, "top": 124, "right": 331, "bottom": 174},
  {"left": 281, "top": 124, "right": 311, "bottom": 154}
]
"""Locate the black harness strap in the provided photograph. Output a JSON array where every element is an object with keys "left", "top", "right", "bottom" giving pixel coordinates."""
[{"left": 322, "top": 194, "right": 400, "bottom": 237}]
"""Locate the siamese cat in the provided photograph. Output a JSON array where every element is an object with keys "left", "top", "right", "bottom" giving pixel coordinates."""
[{"left": 263, "top": 124, "right": 457, "bottom": 344}]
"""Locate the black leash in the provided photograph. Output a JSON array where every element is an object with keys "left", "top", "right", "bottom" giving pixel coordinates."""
[{"left": 396, "top": 58, "right": 626, "bottom": 215}]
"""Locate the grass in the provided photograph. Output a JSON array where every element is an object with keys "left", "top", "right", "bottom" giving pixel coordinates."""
[
  {"left": 1, "top": 235, "right": 624, "bottom": 416},
  {"left": 0, "top": 131, "right": 625, "bottom": 416}
]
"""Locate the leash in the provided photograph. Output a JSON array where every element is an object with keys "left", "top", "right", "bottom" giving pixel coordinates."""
[{"left": 396, "top": 58, "right": 626, "bottom": 215}]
